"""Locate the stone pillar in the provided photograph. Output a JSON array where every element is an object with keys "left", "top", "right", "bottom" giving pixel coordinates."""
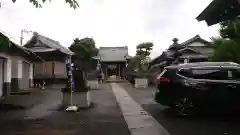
[
  {"left": 29, "top": 63, "right": 33, "bottom": 88},
  {"left": 3, "top": 58, "right": 11, "bottom": 96}
]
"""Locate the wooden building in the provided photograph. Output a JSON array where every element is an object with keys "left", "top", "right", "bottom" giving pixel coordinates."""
[
  {"left": 98, "top": 47, "right": 129, "bottom": 79},
  {"left": 24, "top": 32, "right": 73, "bottom": 85},
  {"left": 148, "top": 35, "right": 213, "bottom": 84}
]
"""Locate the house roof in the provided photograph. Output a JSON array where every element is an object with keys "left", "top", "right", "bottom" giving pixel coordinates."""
[
  {"left": 24, "top": 32, "right": 73, "bottom": 55},
  {"left": 0, "top": 32, "right": 43, "bottom": 61},
  {"left": 196, "top": 0, "right": 240, "bottom": 26},
  {"left": 168, "top": 38, "right": 184, "bottom": 50},
  {"left": 149, "top": 35, "right": 210, "bottom": 66},
  {"left": 178, "top": 47, "right": 201, "bottom": 54},
  {"left": 98, "top": 46, "right": 128, "bottom": 62},
  {"left": 181, "top": 35, "right": 210, "bottom": 47}
]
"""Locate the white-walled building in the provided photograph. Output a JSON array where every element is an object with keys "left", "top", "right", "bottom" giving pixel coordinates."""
[{"left": 0, "top": 32, "right": 42, "bottom": 98}]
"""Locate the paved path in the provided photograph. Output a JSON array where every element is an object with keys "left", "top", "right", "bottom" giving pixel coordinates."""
[
  {"left": 0, "top": 84, "right": 130, "bottom": 135},
  {"left": 111, "top": 83, "right": 170, "bottom": 135}
]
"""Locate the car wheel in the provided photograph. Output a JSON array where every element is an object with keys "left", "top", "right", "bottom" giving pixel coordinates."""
[{"left": 173, "top": 97, "right": 196, "bottom": 117}]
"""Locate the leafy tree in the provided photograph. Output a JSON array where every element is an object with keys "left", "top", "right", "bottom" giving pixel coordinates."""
[
  {"left": 136, "top": 42, "right": 154, "bottom": 58},
  {"left": 69, "top": 37, "right": 98, "bottom": 71},
  {"left": 11, "top": 0, "right": 79, "bottom": 9},
  {"left": 127, "top": 42, "right": 154, "bottom": 72},
  {"left": 0, "top": 33, "right": 11, "bottom": 51},
  {"left": 211, "top": 37, "right": 240, "bottom": 63},
  {"left": 211, "top": 19, "right": 240, "bottom": 63}
]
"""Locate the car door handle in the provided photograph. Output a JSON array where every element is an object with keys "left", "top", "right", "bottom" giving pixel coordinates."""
[{"left": 228, "top": 84, "right": 236, "bottom": 89}]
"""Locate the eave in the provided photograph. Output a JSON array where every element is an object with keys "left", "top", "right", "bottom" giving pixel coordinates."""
[{"left": 197, "top": 0, "right": 240, "bottom": 26}]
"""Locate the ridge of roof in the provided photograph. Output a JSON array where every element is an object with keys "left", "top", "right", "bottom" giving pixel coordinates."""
[
  {"left": 25, "top": 32, "right": 73, "bottom": 55},
  {"left": 181, "top": 35, "right": 210, "bottom": 46}
]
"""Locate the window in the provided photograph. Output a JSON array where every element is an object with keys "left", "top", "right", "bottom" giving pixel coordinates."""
[
  {"left": 229, "top": 69, "right": 240, "bottom": 80},
  {"left": 178, "top": 68, "right": 193, "bottom": 78},
  {"left": 191, "top": 68, "right": 228, "bottom": 80}
]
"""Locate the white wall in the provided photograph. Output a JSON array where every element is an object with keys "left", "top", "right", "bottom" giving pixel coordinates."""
[
  {"left": 11, "top": 56, "right": 30, "bottom": 79},
  {"left": 188, "top": 42, "right": 214, "bottom": 56},
  {"left": 4, "top": 56, "right": 11, "bottom": 83},
  {"left": 0, "top": 53, "right": 12, "bottom": 83},
  {"left": 188, "top": 42, "right": 207, "bottom": 47}
]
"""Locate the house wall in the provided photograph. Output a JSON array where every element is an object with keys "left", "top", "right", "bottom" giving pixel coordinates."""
[
  {"left": 33, "top": 61, "right": 67, "bottom": 84},
  {"left": 188, "top": 42, "right": 214, "bottom": 56},
  {"left": 11, "top": 56, "right": 32, "bottom": 91},
  {"left": 34, "top": 62, "right": 53, "bottom": 78},
  {"left": 99, "top": 47, "right": 128, "bottom": 62},
  {"left": 54, "top": 61, "right": 67, "bottom": 78},
  {"left": 0, "top": 53, "right": 11, "bottom": 97}
]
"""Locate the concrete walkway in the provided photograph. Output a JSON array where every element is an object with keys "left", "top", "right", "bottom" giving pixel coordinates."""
[
  {"left": 0, "top": 84, "right": 130, "bottom": 135},
  {"left": 111, "top": 83, "right": 171, "bottom": 135}
]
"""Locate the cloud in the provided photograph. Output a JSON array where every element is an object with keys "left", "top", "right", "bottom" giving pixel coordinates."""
[{"left": 0, "top": 0, "right": 219, "bottom": 57}]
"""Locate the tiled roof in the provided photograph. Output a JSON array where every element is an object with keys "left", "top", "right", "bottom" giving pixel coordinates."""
[
  {"left": 181, "top": 35, "right": 210, "bottom": 46},
  {"left": 24, "top": 32, "right": 73, "bottom": 55}
]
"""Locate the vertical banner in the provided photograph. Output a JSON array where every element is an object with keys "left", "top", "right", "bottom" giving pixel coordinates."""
[{"left": 65, "top": 56, "right": 73, "bottom": 91}]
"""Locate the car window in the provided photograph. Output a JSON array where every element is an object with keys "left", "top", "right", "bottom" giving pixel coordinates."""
[
  {"left": 191, "top": 68, "right": 228, "bottom": 80},
  {"left": 228, "top": 69, "right": 240, "bottom": 80},
  {"left": 178, "top": 68, "right": 192, "bottom": 78}
]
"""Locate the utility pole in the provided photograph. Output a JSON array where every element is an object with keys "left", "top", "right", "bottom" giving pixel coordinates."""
[
  {"left": 20, "top": 30, "right": 23, "bottom": 45},
  {"left": 20, "top": 29, "right": 33, "bottom": 45}
]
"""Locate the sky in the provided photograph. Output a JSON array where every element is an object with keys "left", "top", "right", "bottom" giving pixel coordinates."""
[{"left": 0, "top": 0, "right": 219, "bottom": 58}]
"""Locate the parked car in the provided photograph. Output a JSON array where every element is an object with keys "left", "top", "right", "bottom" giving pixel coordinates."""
[{"left": 154, "top": 62, "right": 240, "bottom": 116}]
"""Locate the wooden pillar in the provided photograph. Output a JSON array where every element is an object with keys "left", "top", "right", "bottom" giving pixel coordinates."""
[
  {"left": 118, "top": 64, "right": 120, "bottom": 78},
  {"left": 105, "top": 64, "right": 108, "bottom": 78},
  {"left": 52, "top": 62, "right": 54, "bottom": 84}
]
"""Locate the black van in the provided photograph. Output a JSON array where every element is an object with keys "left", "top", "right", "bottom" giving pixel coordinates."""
[{"left": 154, "top": 62, "right": 240, "bottom": 116}]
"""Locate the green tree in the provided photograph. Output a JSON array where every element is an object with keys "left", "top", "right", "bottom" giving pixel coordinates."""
[
  {"left": 136, "top": 42, "right": 154, "bottom": 58},
  {"left": 11, "top": 0, "right": 79, "bottom": 9},
  {"left": 69, "top": 37, "right": 98, "bottom": 70},
  {"left": 0, "top": 33, "right": 11, "bottom": 51},
  {"left": 211, "top": 37, "right": 240, "bottom": 63},
  {"left": 127, "top": 42, "right": 154, "bottom": 72},
  {"left": 211, "top": 19, "right": 240, "bottom": 63}
]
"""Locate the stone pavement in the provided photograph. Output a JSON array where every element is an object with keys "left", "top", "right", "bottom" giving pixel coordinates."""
[
  {"left": 0, "top": 84, "right": 130, "bottom": 135},
  {"left": 111, "top": 83, "right": 170, "bottom": 135}
]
